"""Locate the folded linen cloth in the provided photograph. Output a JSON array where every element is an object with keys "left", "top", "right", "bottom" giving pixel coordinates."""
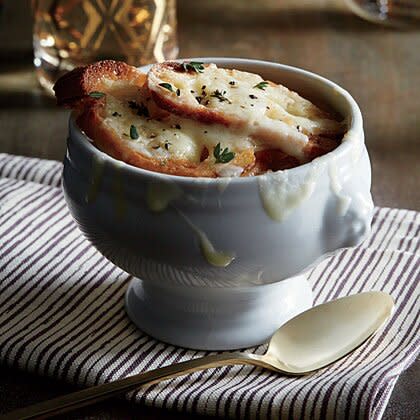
[{"left": 0, "top": 153, "right": 418, "bottom": 420}]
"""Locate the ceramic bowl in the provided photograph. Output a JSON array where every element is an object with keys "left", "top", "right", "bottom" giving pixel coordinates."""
[{"left": 62, "top": 58, "right": 373, "bottom": 349}]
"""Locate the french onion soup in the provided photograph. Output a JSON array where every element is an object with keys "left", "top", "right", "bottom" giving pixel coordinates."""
[{"left": 54, "top": 60, "right": 345, "bottom": 177}]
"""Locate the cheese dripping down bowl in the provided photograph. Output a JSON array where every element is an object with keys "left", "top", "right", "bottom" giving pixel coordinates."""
[{"left": 63, "top": 58, "right": 373, "bottom": 350}]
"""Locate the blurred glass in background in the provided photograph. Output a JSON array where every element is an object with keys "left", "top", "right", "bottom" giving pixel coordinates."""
[
  {"left": 345, "top": 0, "right": 420, "bottom": 27},
  {"left": 32, "top": 0, "right": 178, "bottom": 93}
]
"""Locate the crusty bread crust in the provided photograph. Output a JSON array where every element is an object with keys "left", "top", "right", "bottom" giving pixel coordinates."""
[{"left": 54, "top": 60, "right": 146, "bottom": 107}]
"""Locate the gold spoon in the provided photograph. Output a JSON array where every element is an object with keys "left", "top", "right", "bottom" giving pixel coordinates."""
[{"left": 3, "top": 291, "right": 394, "bottom": 420}]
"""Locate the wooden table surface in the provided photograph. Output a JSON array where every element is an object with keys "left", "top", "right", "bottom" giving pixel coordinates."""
[{"left": 0, "top": 1, "right": 418, "bottom": 419}]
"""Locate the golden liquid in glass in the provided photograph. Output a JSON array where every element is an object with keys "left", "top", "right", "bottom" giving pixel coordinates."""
[{"left": 32, "top": 0, "right": 178, "bottom": 93}]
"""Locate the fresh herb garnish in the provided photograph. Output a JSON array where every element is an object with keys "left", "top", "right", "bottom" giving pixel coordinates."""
[
  {"left": 182, "top": 61, "right": 205, "bottom": 73},
  {"left": 88, "top": 91, "right": 105, "bottom": 99},
  {"left": 210, "top": 89, "right": 231, "bottom": 104},
  {"left": 159, "top": 83, "right": 175, "bottom": 92},
  {"left": 128, "top": 100, "right": 149, "bottom": 117},
  {"left": 130, "top": 125, "right": 139, "bottom": 140},
  {"left": 112, "top": 111, "right": 121, "bottom": 117},
  {"left": 213, "top": 143, "right": 235, "bottom": 164},
  {"left": 253, "top": 81, "right": 269, "bottom": 90},
  {"left": 158, "top": 82, "right": 180, "bottom": 96}
]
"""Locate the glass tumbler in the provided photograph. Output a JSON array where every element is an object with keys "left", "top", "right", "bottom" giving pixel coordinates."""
[{"left": 32, "top": 0, "right": 178, "bottom": 93}]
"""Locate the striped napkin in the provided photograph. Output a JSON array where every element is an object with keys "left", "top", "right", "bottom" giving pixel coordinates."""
[{"left": 0, "top": 153, "right": 418, "bottom": 420}]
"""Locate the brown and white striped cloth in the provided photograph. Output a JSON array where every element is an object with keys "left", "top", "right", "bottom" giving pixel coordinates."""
[{"left": 0, "top": 153, "right": 418, "bottom": 419}]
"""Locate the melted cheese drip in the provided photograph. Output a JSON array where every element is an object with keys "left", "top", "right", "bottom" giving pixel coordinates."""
[
  {"left": 85, "top": 155, "right": 105, "bottom": 204},
  {"left": 258, "top": 163, "right": 322, "bottom": 222},
  {"left": 197, "top": 231, "right": 235, "bottom": 268},
  {"left": 215, "top": 164, "right": 244, "bottom": 178},
  {"left": 177, "top": 210, "right": 235, "bottom": 267},
  {"left": 146, "top": 181, "right": 182, "bottom": 212},
  {"left": 144, "top": 183, "right": 234, "bottom": 267},
  {"left": 343, "top": 127, "right": 363, "bottom": 165},
  {"left": 328, "top": 158, "right": 352, "bottom": 216},
  {"left": 217, "top": 178, "right": 232, "bottom": 193},
  {"left": 354, "top": 191, "right": 374, "bottom": 219}
]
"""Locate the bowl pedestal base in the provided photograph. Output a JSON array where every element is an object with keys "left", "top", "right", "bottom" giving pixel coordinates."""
[{"left": 125, "top": 275, "right": 313, "bottom": 350}]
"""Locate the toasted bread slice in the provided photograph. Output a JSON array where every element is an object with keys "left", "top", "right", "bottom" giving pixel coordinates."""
[
  {"left": 54, "top": 60, "right": 147, "bottom": 107},
  {"left": 54, "top": 60, "right": 256, "bottom": 177},
  {"left": 148, "top": 62, "right": 344, "bottom": 161}
]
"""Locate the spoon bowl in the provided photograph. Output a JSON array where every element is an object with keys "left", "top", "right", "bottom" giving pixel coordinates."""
[
  {"left": 3, "top": 291, "right": 394, "bottom": 420},
  {"left": 265, "top": 291, "right": 394, "bottom": 374}
]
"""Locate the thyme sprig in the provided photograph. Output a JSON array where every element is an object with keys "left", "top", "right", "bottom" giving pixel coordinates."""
[
  {"left": 130, "top": 125, "right": 139, "bottom": 140},
  {"left": 210, "top": 89, "right": 231, "bottom": 104},
  {"left": 253, "top": 81, "right": 269, "bottom": 90},
  {"left": 159, "top": 83, "right": 181, "bottom": 96},
  {"left": 88, "top": 91, "right": 105, "bottom": 99},
  {"left": 182, "top": 61, "right": 205, "bottom": 73},
  {"left": 214, "top": 143, "right": 235, "bottom": 164}
]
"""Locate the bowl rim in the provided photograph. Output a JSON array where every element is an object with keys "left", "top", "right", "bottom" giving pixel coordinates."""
[{"left": 69, "top": 57, "right": 364, "bottom": 185}]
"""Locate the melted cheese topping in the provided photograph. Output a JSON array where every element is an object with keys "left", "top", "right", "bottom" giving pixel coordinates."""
[
  {"left": 99, "top": 64, "right": 343, "bottom": 176},
  {"left": 150, "top": 64, "right": 343, "bottom": 160},
  {"left": 103, "top": 93, "right": 253, "bottom": 166},
  {"left": 328, "top": 158, "right": 352, "bottom": 216},
  {"left": 177, "top": 209, "right": 235, "bottom": 267},
  {"left": 258, "top": 162, "right": 322, "bottom": 221}
]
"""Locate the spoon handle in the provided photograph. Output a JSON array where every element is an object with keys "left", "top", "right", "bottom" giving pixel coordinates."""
[{"left": 3, "top": 352, "right": 265, "bottom": 419}]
